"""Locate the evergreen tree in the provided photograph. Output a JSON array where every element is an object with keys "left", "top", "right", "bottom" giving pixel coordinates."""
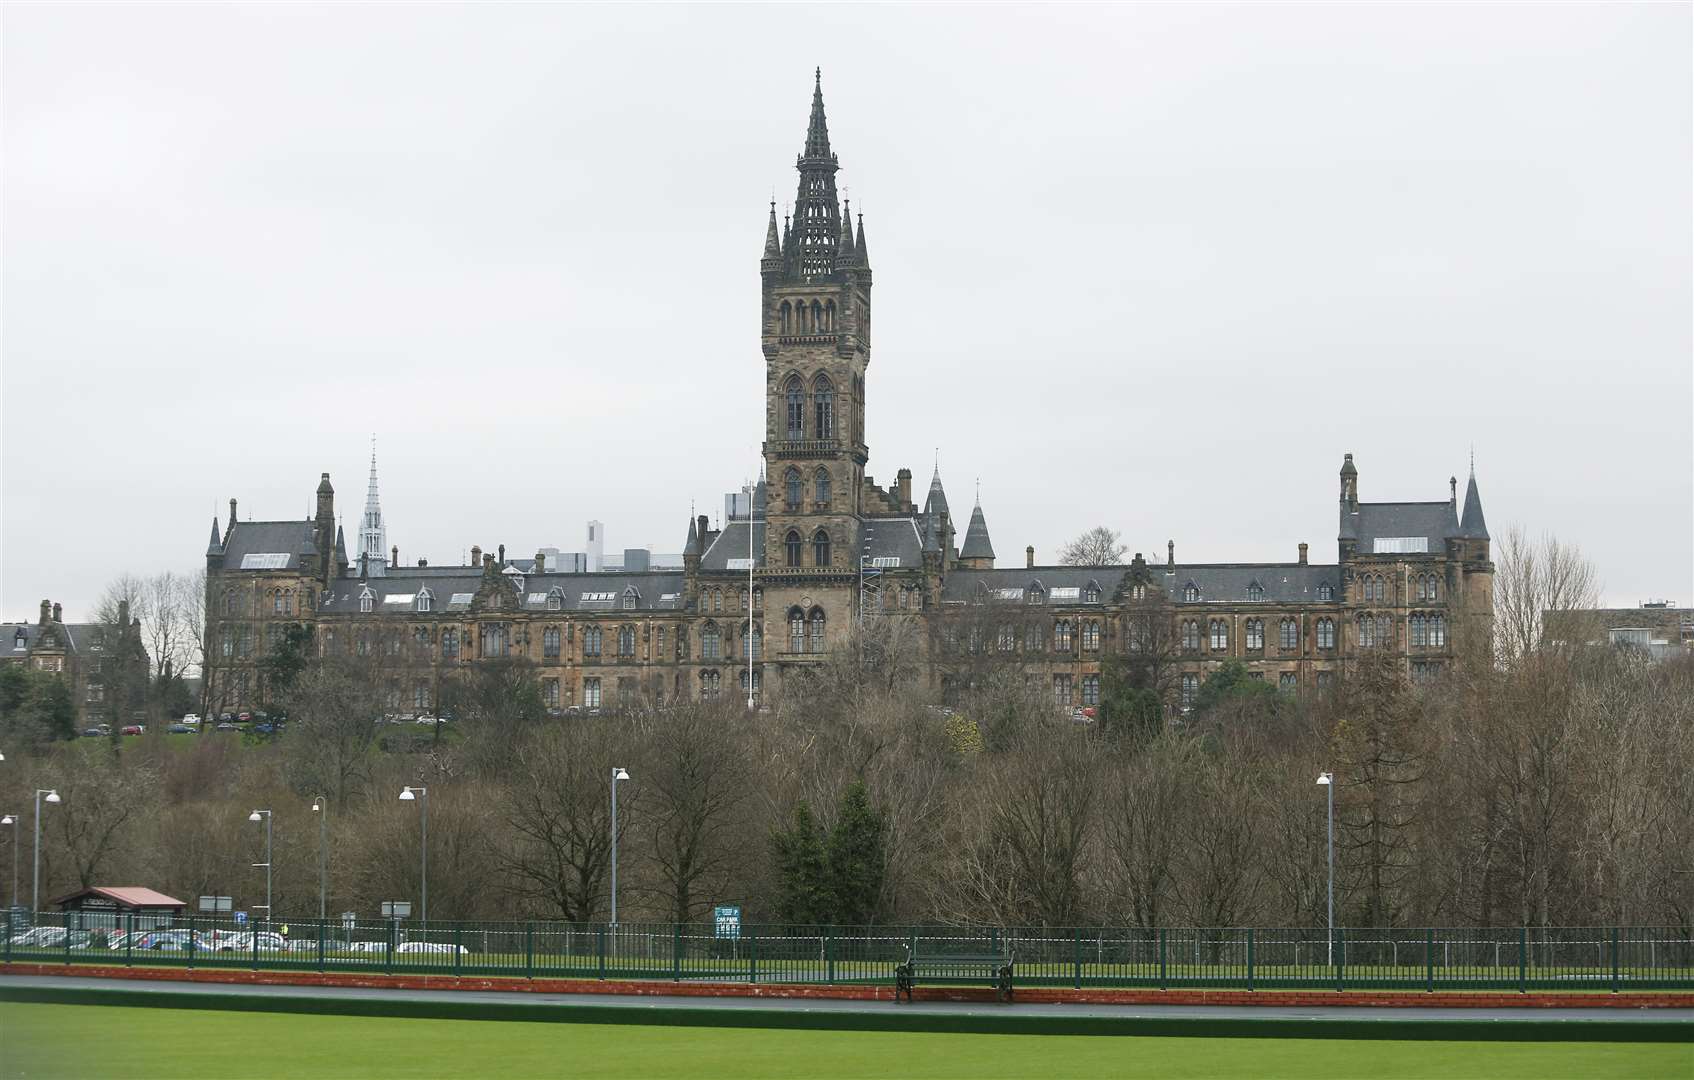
[
  {"left": 770, "top": 801, "right": 830, "bottom": 925},
  {"left": 827, "top": 781, "right": 887, "bottom": 925},
  {"left": 1099, "top": 654, "right": 1164, "bottom": 740},
  {"left": 1192, "top": 658, "right": 1278, "bottom": 716}
]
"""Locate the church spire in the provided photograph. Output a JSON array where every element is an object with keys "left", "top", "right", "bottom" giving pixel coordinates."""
[
  {"left": 359, "top": 437, "right": 388, "bottom": 576},
  {"left": 804, "top": 66, "right": 832, "bottom": 159},
  {"left": 790, "top": 69, "right": 842, "bottom": 281}
]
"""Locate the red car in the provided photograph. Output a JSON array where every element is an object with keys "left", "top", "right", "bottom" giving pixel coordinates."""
[{"left": 120, "top": 724, "right": 145, "bottom": 736}]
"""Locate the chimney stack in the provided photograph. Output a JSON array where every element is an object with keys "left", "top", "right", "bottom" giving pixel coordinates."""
[
  {"left": 391, "top": 545, "right": 399, "bottom": 567},
  {"left": 1167, "top": 540, "right": 1175, "bottom": 570},
  {"left": 1450, "top": 476, "right": 1458, "bottom": 504},
  {"left": 535, "top": 551, "right": 546, "bottom": 574},
  {"left": 471, "top": 545, "right": 482, "bottom": 566},
  {"left": 360, "top": 553, "right": 369, "bottom": 581},
  {"left": 52, "top": 602, "right": 63, "bottom": 623},
  {"left": 1298, "top": 542, "right": 1309, "bottom": 565},
  {"left": 418, "top": 558, "right": 428, "bottom": 567},
  {"left": 697, "top": 514, "right": 709, "bottom": 552},
  {"left": 229, "top": 498, "right": 238, "bottom": 526},
  {"left": 1026, "top": 545, "right": 1035, "bottom": 569},
  {"left": 897, "top": 468, "right": 912, "bottom": 511},
  {"left": 38, "top": 599, "right": 50, "bottom": 625},
  {"left": 498, "top": 544, "right": 506, "bottom": 565}
]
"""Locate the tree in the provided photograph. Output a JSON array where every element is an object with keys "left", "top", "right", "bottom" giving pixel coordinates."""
[
  {"left": 1191, "top": 659, "right": 1278, "bottom": 717},
  {"left": 1331, "top": 653, "right": 1423, "bottom": 926},
  {"left": 770, "top": 801, "right": 830, "bottom": 924},
  {"left": 499, "top": 718, "right": 623, "bottom": 921},
  {"left": 1102, "top": 734, "right": 1199, "bottom": 928},
  {"left": 258, "top": 624, "right": 315, "bottom": 713},
  {"left": 1495, "top": 525, "right": 1602, "bottom": 666},
  {"left": 826, "top": 781, "right": 887, "bottom": 925},
  {"left": 1058, "top": 526, "right": 1128, "bottom": 567},
  {"left": 1097, "top": 653, "right": 1164, "bottom": 740},
  {"left": 277, "top": 655, "right": 384, "bottom": 806},
  {"left": 438, "top": 658, "right": 546, "bottom": 773}
]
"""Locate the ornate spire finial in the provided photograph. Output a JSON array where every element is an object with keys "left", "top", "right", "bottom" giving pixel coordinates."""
[{"left": 1469, "top": 444, "right": 1475, "bottom": 477}]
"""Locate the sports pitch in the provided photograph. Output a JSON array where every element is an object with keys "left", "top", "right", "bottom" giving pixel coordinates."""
[{"left": 0, "top": 1003, "right": 1685, "bottom": 1080}]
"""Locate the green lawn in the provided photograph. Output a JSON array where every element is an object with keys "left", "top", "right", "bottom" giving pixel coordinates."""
[{"left": 0, "top": 1003, "right": 1683, "bottom": 1080}]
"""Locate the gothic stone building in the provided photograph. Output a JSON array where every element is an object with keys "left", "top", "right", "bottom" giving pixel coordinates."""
[
  {"left": 5, "top": 600, "right": 150, "bottom": 729},
  {"left": 201, "top": 73, "right": 1494, "bottom": 718}
]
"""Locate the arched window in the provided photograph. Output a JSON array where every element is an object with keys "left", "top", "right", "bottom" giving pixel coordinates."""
[
  {"left": 813, "top": 375, "right": 834, "bottom": 438},
  {"left": 699, "top": 669, "right": 721, "bottom": 700},
  {"left": 785, "top": 530, "right": 803, "bottom": 568},
  {"left": 583, "top": 625, "right": 603, "bottom": 657},
  {"left": 1430, "top": 614, "right": 1446, "bottom": 647},
  {"left": 1082, "top": 620, "right": 1101, "bottom": 651},
  {"left": 752, "top": 587, "right": 763, "bottom": 611},
  {"left": 788, "top": 607, "right": 806, "bottom": 653},
  {"left": 1184, "top": 583, "right": 1200, "bottom": 602},
  {"left": 442, "top": 628, "right": 459, "bottom": 659},
  {"left": 785, "top": 467, "right": 803, "bottom": 509},
  {"left": 712, "top": 589, "right": 722, "bottom": 613},
  {"left": 1317, "top": 618, "right": 1336, "bottom": 650},
  {"left": 543, "top": 627, "right": 560, "bottom": 659},
  {"left": 273, "top": 590, "right": 284, "bottom": 615},
  {"left": 997, "top": 624, "right": 1016, "bottom": 651},
  {"left": 814, "top": 467, "right": 831, "bottom": 506},
  {"left": 1247, "top": 582, "right": 1264, "bottom": 602},
  {"left": 547, "top": 589, "right": 563, "bottom": 611},
  {"left": 359, "top": 588, "right": 374, "bottom": 613},
  {"left": 810, "top": 299, "right": 822, "bottom": 332},
  {"left": 618, "top": 625, "right": 636, "bottom": 657},
  {"left": 701, "top": 623, "right": 721, "bottom": 661},
  {"left": 1410, "top": 614, "right": 1425, "bottom": 647},
  {"left": 1209, "top": 619, "right": 1229, "bottom": 651},
  {"left": 808, "top": 607, "right": 825, "bottom": 653},
  {"left": 785, "top": 376, "right": 805, "bottom": 438},
  {"left": 416, "top": 589, "right": 433, "bottom": 613},
  {"left": 1028, "top": 585, "right": 1044, "bottom": 605},
  {"left": 223, "top": 591, "right": 238, "bottom": 616},
  {"left": 740, "top": 589, "right": 749, "bottom": 611},
  {"left": 1246, "top": 618, "right": 1264, "bottom": 650},
  {"left": 1083, "top": 583, "right": 1101, "bottom": 604},
  {"left": 812, "top": 529, "right": 831, "bottom": 567},
  {"left": 780, "top": 301, "right": 791, "bottom": 334},
  {"left": 743, "top": 622, "right": 761, "bottom": 660},
  {"left": 1054, "top": 619, "right": 1073, "bottom": 651},
  {"left": 824, "top": 299, "right": 836, "bottom": 331},
  {"left": 1358, "top": 613, "right": 1379, "bottom": 649},
  {"left": 1279, "top": 618, "right": 1299, "bottom": 649},
  {"left": 1182, "top": 620, "right": 1200, "bottom": 651}
]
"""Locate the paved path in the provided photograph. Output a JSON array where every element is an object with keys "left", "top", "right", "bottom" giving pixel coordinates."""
[{"left": 3, "top": 975, "right": 1687, "bottom": 1025}]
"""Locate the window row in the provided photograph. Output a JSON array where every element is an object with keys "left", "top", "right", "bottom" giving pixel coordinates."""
[
  {"left": 700, "top": 587, "right": 763, "bottom": 614},
  {"left": 777, "top": 299, "right": 837, "bottom": 336},
  {"left": 786, "top": 606, "right": 827, "bottom": 654},
  {"left": 1181, "top": 617, "right": 1340, "bottom": 652},
  {"left": 783, "top": 467, "right": 834, "bottom": 509},
  {"left": 782, "top": 373, "right": 837, "bottom": 439},
  {"left": 784, "top": 529, "right": 833, "bottom": 568}
]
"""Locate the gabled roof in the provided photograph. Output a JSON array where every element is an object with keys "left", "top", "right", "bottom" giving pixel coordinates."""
[
  {"left": 1168, "top": 563, "right": 1341, "bottom": 604},
  {"left": 863, "top": 516, "right": 924, "bottom": 569},
  {"left": 217, "top": 520, "right": 317, "bottom": 572},
  {"left": 700, "top": 521, "right": 766, "bottom": 571},
  {"left": 1344, "top": 502, "right": 1459, "bottom": 552},
  {"left": 53, "top": 886, "right": 185, "bottom": 909}
]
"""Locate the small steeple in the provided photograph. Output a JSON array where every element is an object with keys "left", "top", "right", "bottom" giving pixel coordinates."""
[
  {"left": 360, "top": 437, "right": 388, "bottom": 576},
  {"left": 1459, "top": 463, "right": 1490, "bottom": 540},
  {"left": 959, "top": 496, "right": 995, "bottom": 565},
  {"left": 854, "top": 211, "right": 869, "bottom": 265},
  {"left": 335, "top": 523, "right": 349, "bottom": 565},
  {"left": 206, "top": 517, "right": 223, "bottom": 556},
  {"left": 763, "top": 200, "right": 782, "bottom": 258},
  {"left": 685, "top": 514, "right": 699, "bottom": 553},
  {"left": 833, "top": 200, "right": 857, "bottom": 271}
]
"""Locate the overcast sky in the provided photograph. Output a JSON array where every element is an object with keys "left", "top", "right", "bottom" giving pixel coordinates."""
[{"left": 4, "top": 3, "right": 1689, "bottom": 621}]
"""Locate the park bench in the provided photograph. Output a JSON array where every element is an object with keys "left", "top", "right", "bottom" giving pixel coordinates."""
[{"left": 894, "top": 944, "right": 1014, "bottom": 1003}]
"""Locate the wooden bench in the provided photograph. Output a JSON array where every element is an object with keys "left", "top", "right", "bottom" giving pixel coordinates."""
[{"left": 894, "top": 946, "right": 1014, "bottom": 1003}]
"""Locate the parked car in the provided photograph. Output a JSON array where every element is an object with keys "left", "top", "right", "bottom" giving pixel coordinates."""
[
  {"left": 215, "top": 721, "right": 238, "bottom": 732},
  {"left": 219, "top": 713, "right": 236, "bottom": 724},
  {"left": 133, "top": 929, "right": 211, "bottom": 951},
  {"left": 237, "top": 712, "right": 252, "bottom": 724},
  {"left": 180, "top": 714, "right": 201, "bottom": 727},
  {"left": 9, "top": 927, "right": 93, "bottom": 949},
  {"left": 167, "top": 723, "right": 192, "bottom": 734},
  {"left": 346, "top": 940, "right": 388, "bottom": 954},
  {"left": 81, "top": 725, "right": 111, "bottom": 738},
  {"left": 120, "top": 724, "right": 145, "bottom": 736},
  {"left": 395, "top": 942, "right": 469, "bottom": 955},
  {"left": 413, "top": 716, "right": 447, "bottom": 726},
  {"left": 219, "top": 931, "right": 287, "bottom": 952}
]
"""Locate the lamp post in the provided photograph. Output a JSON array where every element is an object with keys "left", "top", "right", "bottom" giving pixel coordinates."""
[
  {"left": 32, "top": 789, "right": 60, "bottom": 913},
  {"left": 0, "top": 814, "right": 17, "bottom": 910},
  {"left": 610, "top": 768, "right": 630, "bottom": 925},
  {"left": 398, "top": 787, "right": 427, "bottom": 923},
  {"left": 310, "top": 796, "right": 328, "bottom": 921},
  {"left": 1316, "top": 771, "right": 1334, "bottom": 967},
  {"left": 248, "top": 809, "right": 272, "bottom": 927}
]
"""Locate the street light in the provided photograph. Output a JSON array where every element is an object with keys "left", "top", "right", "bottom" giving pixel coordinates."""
[
  {"left": 1316, "top": 771, "right": 1334, "bottom": 967},
  {"left": 310, "top": 796, "right": 328, "bottom": 921},
  {"left": 0, "top": 814, "right": 17, "bottom": 910},
  {"left": 248, "top": 809, "right": 272, "bottom": 927},
  {"left": 610, "top": 768, "right": 630, "bottom": 926},
  {"left": 399, "top": 787, "right": 427, "bottom": 923},
  {"left": 32, "top": 790, "right": 60, "bottom": 913}
]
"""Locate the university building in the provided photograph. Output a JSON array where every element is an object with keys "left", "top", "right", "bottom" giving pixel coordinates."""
[{"left": 200, "top": 74, "right": 1493, "bottom": 718}]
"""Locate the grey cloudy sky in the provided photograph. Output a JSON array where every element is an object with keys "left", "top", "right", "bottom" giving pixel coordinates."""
[{"left": 4, "top": 3, "right": 1689, "bottom": 620}]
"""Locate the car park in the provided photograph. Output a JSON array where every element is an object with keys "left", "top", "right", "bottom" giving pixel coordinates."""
[
  {"left": 395, "top": 941, "right": 469, "bottom": 955},
  {"left": 215, "top": 721, "right": 238, "bottom": 732}
]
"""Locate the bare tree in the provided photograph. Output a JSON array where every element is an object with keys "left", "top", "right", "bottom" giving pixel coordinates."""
[
  {"left": 1495, "top": 525, "right": 1603, "bottom": 665},
  {"left": 499, "top": 718, "right": 626, "bottom": 921},
  {"left": 1101, "top": 735, "right": 1198, "bottom": 928},
  {"left": 1058, "top": 526, "right": 1129, "bottom": 567},
  {"left": 279, "top": 655, "right": 385, "bottom": 806}
]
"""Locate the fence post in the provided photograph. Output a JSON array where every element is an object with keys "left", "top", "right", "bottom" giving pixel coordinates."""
[
  {"left": 1074, "top": 928, "right": 1082, "bottom": 990},
  {"left": 386, "top": 919, "right": 395, "bottom": 976},
  {"left": 318, "top": 920, "right": 325, "bottom": 974},
  {"left": 1610, "top": 927, "right": 1619, "bottom": 994},
  {"left": 526, "top": 924, "right": 535, "bottom": 980},
  {"left": 597, "top": 926, "right": 606, "bottom": 981},
  {"left": 749, "top": 927, "right": 758, "bottom": 985},
  {"left": 1158, "top": 928, "right": 1167, "bottom": 990},
  {"left": 454, "top": 925, "right": 463, "bottom": 977},
  {"left": 827, "top": 926, "right": 836, "bottom": 986},
  {"left": 1246, "top": 929, "right": 1254, "bottom": 992},
  {"left": 1335, "top": 928, "right": 1344, "bottom": 992},
  {"left": 1518, "top": 927, "right": 1527, "bottom": 993},
  {"left": 3, "top": 910, "right": 9, "bottom": 965},
  {"left": 1425, "top": 928, "right": 1434, "bottom": 993},
  {"left": 252, "top": 922, "right": 260, "bottom": 970}
]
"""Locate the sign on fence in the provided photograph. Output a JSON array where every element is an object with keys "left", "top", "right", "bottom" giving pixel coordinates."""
[
  {"left": 198, "top": 896, "right": 232, "bottom": 913},
  {"left": 234, "top": 911, "right": 248, "bottom": 925},
  {"left": 714, "top": 905, "right": 741, "bottom": 940},
  {"left": 381, "top": 901, "right": 412, "bottom": 919}
]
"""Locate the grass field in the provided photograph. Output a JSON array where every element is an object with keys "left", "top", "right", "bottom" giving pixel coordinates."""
[{"left": 0, "top": 1003, "right": 1684, "bottom": 1080}]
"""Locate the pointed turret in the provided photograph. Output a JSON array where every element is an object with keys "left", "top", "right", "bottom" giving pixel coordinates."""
[
  {"left": 958, "top": 498, "right": 995, "bottom": 568},
  {"left": 921, "top": 510, "right": 941, "bottom": 553},
  {"left": 334, "top": 524, "right": 349, "bottom": 567},
  {"left": 854, "top": 212, "right": 869, "bottom": 266},
  {"left": 923, "top": 466, "right": 951, "bottom": 520},
  {"left": 1459, "top": 466, "right": 1490, "bottom": 540},
  {"left": 761, "top": 200, "right": 783, "bottom": 278},
  {"left": 804, "top": 66, "right": 832, "bottom": 159},
  {"left": 788, "top": 69, "right": 843, "bottom": 281},
  {"left": 685, "top": 514, "right": 700, "bottom": 554},
  {"left": 359, "top": 441, "right": 388, "bottom": 577},
  {"left": 834, "top": 200, "right": 857, "bottom": 271},
  {"left": 206, "top": 517, "right": 223, "bottom": 557}
]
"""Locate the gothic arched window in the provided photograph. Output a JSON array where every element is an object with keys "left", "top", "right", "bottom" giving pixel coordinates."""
[
  {"left": 813, "top": 375, "right": 835, "bottom": 438},
  {"left": 1054, "top": 619, "right": 1073, "bottom": 651},
  {"left": 808, "top": 607, "right": 825, "bottom": 653},
  {"left": 785, "top": 376, "right": 805, "bottom": 438},
  {"left": 583, "top": 625, "right": 602, "bottom": 657},
  {"left": 1317, "top": 617, "right": 1336, "bottom": 650},
  {"left": 788, "top": 607, "right": 805, "bottom": 652},
  {"left": 1209, "top": 619, "right": 1229, "bottom": 651},
  {"left": 618, "top": 625, "right": 636, "bottom": 657},
  {"left": 779, "top": 301, "right": 791, "bottom": 334},
  {"left": 812, "top": 528, "right": 831, "bottom": 567},
  {"left": 785, "top": 468, "right": 802, "bottom": 509},
  {"left": 1081, "top": 620, "right": 1101, "bottom": 651},
  {"left": 1246, "top": 618, "right": 1264, "bottom": 650},
  {"left": 701, "top": 623, "right": 721, "bottom": 661},
  {"left": 1279, "top": 617, "right": 1299, "bottom": 649},
  {"left": 824, "top": 299, "right": 836, "bottom": 331},
  {"left": 814, "top": 467, "right": 831, "bottom": 506},
  {"left": 785, "top": 530, "right": 803, "bottom": 568},
  {"left": 1182, "top": 620, "right": 1200, "bottom": 651}
]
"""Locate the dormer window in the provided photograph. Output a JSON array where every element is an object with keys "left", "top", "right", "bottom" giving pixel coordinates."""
[
  {"left": 622, "top": 587, "right": 639, "bottom": 611},
  {"left": 1247, "top": 582, "right": 1264, "bottom": 602},
  {"left": 1028, "top": 583, "right": 1044, "bottom": 604},
  {"left": 547, "top": 588, "right": 564, "bottom": 611},
  {"left": 1318, "top": 583, "right": 1334, "bottom": 602},
  {"left": 416, "top": 589, "right": 434, "bottom": 613},
  {"left": 1184, "top": 583, "right": 1200, "bottom": 602},
  {"left": 1083, "top": 582, "right": 1101, "bottom": 604},
  {"left": 358, "top": 587, "right": 375, "bottom": 613}
]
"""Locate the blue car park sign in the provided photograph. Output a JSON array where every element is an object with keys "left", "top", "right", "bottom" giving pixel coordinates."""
[{"left": 713, "top": 905, "right": 741, "bottom": 940}]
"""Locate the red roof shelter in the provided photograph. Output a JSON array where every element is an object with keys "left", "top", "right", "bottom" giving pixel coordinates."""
[{"left": 54, "top": 886, "right": 186, "bottom": 930}]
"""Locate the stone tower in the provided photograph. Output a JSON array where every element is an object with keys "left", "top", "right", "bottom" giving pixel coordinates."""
[{"left": 760, "top": 70, "right": 873, "bottom": 580}]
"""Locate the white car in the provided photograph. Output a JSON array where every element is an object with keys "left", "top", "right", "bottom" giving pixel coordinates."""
[
  {"left": 395, "top": 941, "right": 469, "bottom": 955},
  {"left": 180, "top": 714, "right": 201, "bottom": 727},
  {"left": 220, "top": 931, "right": 287, "bottom": 952}
]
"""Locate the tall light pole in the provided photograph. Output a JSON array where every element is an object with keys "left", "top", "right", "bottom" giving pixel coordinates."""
[
  {"left": 32, "top": 789, "right": 60, "bottom": 913},
  {"left": 1, "top": 814, "right": 17, "bottom": 910},
  {"left": 610, "top": 768, "right": 630, "bottom": 925},
  {"left": 310, "top": 796, "right": 328, "bottom": 921},
  {"left": 1316, "top": 771, "right": 1334, "bottom": 967},
  {"left": 248, "top": 809, "right": 272, "bottom": 927},
  {"left": 398, "top": 787, "right": 427, "bottom": 923}
]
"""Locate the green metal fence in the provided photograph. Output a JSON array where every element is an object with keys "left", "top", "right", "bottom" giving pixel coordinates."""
[{"left": 3, "top": 912, "right": 1688, "bottom": 991}]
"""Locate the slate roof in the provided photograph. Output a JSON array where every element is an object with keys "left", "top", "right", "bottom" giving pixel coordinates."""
[
  {"left": 1343, "top": 502, "right": 1459, "bottom": 552},
  {"left": 941, "top": 566, "right": 1125, "bottom": 604},
  {"left": 216, "top": 520, "right": 318, "bottom": 572},
  {"left": 319, "top": 569, "right": 689, "bottom": 614},
  {"left": 5, "top": 622, "right": 105, "bottom": 656},
  {"left": 862, "top": 516, "right": 924, "bottom": 568},
  {"left": 1167, "top": 563, "right": 1342, "bottom": 605},
  {"left": 959, "top": 504, "right": 994, "bottom": 560},
  {"left": 701, "top": 522, "right": 767, "bottom": 571},
  {"left": 1459, "top": 475, "right": 1489, "bottom": 539}
]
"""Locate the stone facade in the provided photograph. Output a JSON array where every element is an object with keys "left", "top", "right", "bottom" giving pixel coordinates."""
[
  {"left": 4, "top": 599, "right": 149, "bottom": 728},
  {"left": 200, "top": 73, "right": 1493, "bottom": 718}
]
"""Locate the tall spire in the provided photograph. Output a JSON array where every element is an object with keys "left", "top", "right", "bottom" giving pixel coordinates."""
[
  {"left": 763, "top": 200, "right": 781, "bottom": 257},
  {"left": 359, "top": 436, "right": 388, "bottom": 576},
  {"left": 1459, "top": 461, "right": 1490, "bottom": 540},
  {"left": 790, "top": 68, "right": 842, "bottom": 281},
  {"left": 854, "top": 211, "right": 869, "bottom": 265}
]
